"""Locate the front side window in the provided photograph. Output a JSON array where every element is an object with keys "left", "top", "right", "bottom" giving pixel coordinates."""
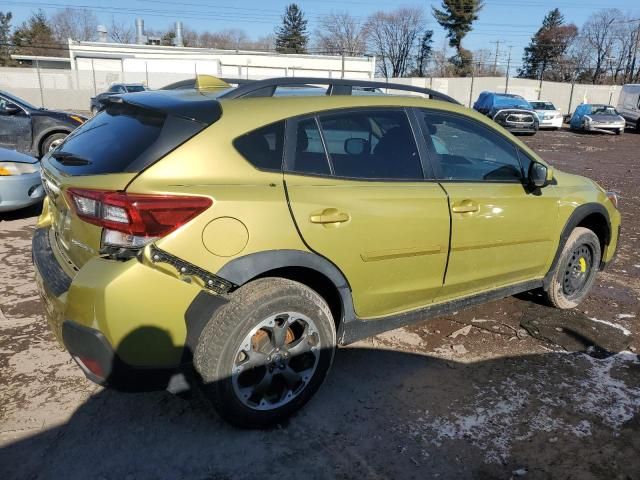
[
  {"left": 317, "top": 109, "right": 423, "bottom": 180},
  {"left": 0, "top": 96, "right": 22, "bottom": 115},
  {"left": 421, "top": 111, "right": 524, "bottom": 182},
  {"left": 233, "top": 121, "right": 285, "bottom": 171}
]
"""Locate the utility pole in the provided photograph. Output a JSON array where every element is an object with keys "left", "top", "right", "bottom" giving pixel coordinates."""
[
  {"left": 469, "top": 62, "right": 478, "bottom": 107},
  {"left": 504, "top": 45, "right": 513, "bottom": 94},
  {"left": 490, "top": 40, "right": 502, "bottom": 76}
]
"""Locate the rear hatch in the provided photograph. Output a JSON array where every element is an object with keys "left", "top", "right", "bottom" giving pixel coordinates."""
[{"left": 40, "top": 90, "right": 222, "bottom": 270}]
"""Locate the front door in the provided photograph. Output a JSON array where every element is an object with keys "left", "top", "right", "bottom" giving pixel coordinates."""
[
  {"left": 418, "top": 109, "right": 558, "bottom": 301},
  {"left": 283, "top": 108, "right": 450, "bottom": 318},
  {"left": 0, "top": 95, "right": 32, "bottom": 153}
]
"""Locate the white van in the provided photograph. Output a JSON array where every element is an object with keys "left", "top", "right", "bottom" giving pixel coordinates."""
[{"left": 617, "top": 84, "right": 640, "bottom": 131}]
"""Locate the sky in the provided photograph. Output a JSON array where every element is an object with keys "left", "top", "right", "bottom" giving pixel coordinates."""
[{"left": 4, "top": 0, "right": 640, "bottom": 71}]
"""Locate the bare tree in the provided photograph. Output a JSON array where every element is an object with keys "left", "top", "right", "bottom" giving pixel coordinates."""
[
  {"left": 51, "top": 8, "right": 97, "bottom": 42},
  {"left": 198, "top": 29, "right": 248, "bottom": 49},
  {"left": 246, "top": 34, "right": 275, "bottom": 51},
  {"left": 109, "top": 17, "right": 134, "bottom": 44},
  {"left": 315, "top": 12, "right": 367, "bottom": 55},
  {"left": 582, "top": 9, "right": 623, "bottom": 84},
  {"left": 181, "top": 26, "right": 199, "bottom": 48},
  {"left": 365, "top": 7, "right": 424, "bottom": 78},
  {"left": 472, "top": 49, "right": 503, "bottom": 76}
]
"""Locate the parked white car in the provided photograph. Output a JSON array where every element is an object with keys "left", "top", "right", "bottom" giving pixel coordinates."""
[
  {"left": 528, "top": 100, "right": 563, "bottom": 129},
  {"left": 617, "top": 84, "right": 640, "bottom": 132}
]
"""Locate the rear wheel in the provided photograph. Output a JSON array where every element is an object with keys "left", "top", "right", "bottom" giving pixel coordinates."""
[
  {"left": 544, "top": 227, "right": 601, "bottom": 309},
  {"left": 616, "top": 128, "right": 623, "bottom": 135},
  {"left": 40, "top": 132, "right": 67, "bottom": 156},
  {"left": 194, "top": 278, "right": 336, "bottom": 428}
]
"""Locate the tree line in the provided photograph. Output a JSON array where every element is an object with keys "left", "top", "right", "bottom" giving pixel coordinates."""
[
  {"left": 1, "top": 2, "right": 638, "bottom": 84},
  {"left": 518, "top": 8, "right": 640, "bottom": 85}
]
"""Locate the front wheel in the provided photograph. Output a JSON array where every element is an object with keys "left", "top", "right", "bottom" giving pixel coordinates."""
[
  {"left": 194, "top": 278, "right": 336, "bottom": 428},
  {"left": 616, "top": 128, "right": 623, "bottom": 136},
  {"left": 544, "top": 227, "right": 601, "bottom": 309},
  {"left": 40, "top": 132, "right": 67, "bottom": 156}
]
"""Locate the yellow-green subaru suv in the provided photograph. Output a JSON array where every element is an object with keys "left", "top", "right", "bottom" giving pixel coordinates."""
[{"left": 33, "top": 78, "right": 620, "bottom": 427}]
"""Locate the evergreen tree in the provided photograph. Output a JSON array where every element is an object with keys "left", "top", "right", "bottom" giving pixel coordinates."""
[
  {"left": 432, "top": 0, "right": 484, "bottom": 76},
  {"left": 12, "top": 10, "right": 64, "bottom": 56},
  {"left": 415, "top": 30, "right": 434, "bottom": 77},
  {"left": 0, "top": 11, "right": 13, "bottom": 66},
  {"left": 519, "top": 9, "right": 577, "bottom": 80},
  {"left": 275, "top": 4, "right": 309, "bottom": 54}
]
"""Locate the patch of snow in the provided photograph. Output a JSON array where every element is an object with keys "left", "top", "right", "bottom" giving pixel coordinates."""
[
  {"left": 616, "top": 313, "right": 636, "bottom": 320},
  {"left": 587, "top": 317, "right": 631, "bottom": 336},
  {"left": 402, "top": 352, "right": 640, "bottom": 464},
  {"left": 449, "top": 325, "right": 472, "bottom": 338}
]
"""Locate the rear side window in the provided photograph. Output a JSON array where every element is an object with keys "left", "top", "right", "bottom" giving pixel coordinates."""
[
  {"left": 233, "top": 121, "right": 285, "bottom": 171},
  {"left": 286, "top": 118, "right": 332, "bottom": 175},
  {"left": 49, "top": 102, "right": 206, "bottom": 175},
  {"left": 318, "top": 109, "right": 422, "bottom": 180}
]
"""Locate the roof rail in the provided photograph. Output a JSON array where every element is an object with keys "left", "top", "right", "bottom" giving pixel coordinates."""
[{"left": 218, "top": 77, "right": 460, "bottom": 104}]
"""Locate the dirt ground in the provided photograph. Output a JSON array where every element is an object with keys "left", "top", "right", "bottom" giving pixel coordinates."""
[{"left": 0, "top": 128, "right": 639, "bottom": 480}]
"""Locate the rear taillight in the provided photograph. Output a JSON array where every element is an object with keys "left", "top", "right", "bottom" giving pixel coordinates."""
[{"left": 66, "top": 188, "right": 212, "bottom": 249}]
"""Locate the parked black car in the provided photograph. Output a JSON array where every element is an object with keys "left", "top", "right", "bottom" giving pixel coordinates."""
[
  {"left": 90, "top": 83, "right": 146, "bottom": 114},
  {"left": 0, "top": 90, "right": 86, "bottom": 157},
  {"left": 473, "top": 92, "right": 539, "bottom": 135}
]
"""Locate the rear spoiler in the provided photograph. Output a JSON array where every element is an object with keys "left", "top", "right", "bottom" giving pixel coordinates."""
[{"left": 99, "top": 89, "right": 223, "bottom": 125}]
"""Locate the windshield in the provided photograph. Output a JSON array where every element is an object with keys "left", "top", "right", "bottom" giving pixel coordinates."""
[
  {"left": 530, "top": 101, "right": 556, "bottom": 110},
  {"left": 1, "top": 90, "right": 38, "bottom": 110},
  {"left": 494, "top": 96, "right": 531, "bottom": 109},
  {"left": 126, "top": 85, "right": 146, "bottom": 93},
  {"left": 591, "top": 105, "right": 618, "bottom": 115}
]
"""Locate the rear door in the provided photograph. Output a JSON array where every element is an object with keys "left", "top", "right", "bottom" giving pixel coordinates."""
[
  {"left": 417, "top": 109, "right": 558, "bottom": 301},
  {"left": 283, "top": 107, "right": 450, "bottom": 319}
]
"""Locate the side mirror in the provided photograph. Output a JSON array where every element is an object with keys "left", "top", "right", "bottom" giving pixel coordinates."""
[
  {"left": 2, "top": 104, "right": 20, "bottom": 115},
  {"left": 528, "top": 161, "right": 549, "bottom": 188},
  {"left": 344, "top": 137, "right": 367, "bottom": 155}
]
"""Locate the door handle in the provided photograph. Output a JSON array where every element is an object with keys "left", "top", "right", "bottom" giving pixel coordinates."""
[
  {"left": 310, "top": 208, "right": 350, "bottom": 224},
  {"left": 451, "top": 201, "right": 480, "bottom": 214}
]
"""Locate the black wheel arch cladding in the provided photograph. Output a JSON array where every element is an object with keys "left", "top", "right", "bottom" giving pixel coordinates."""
[{"left": 543, "top": 202, "right": 611, "bottom": 289}]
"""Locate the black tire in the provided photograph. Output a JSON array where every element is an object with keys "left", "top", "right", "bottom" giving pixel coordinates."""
[
  {"left": 40, "top": 132, "right": 67, "bottom": 156},
  {"left": 194, "top": 277, "right": 336, "bottom": 428},
  {"left": 616, "top": 128, "right": 623, "bottom": 136},
  {"left": 544, "top": 227, "right": 601, "bottom": 309}
]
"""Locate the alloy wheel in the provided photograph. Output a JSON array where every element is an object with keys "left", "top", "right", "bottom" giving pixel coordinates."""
[{"left": 232, "top": 312, "right": 320, "bottom": 411}]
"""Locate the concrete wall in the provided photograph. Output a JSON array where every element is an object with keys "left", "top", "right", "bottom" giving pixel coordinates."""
[{"left": 0, "top": 66, "right": 624, "bottom": 114}]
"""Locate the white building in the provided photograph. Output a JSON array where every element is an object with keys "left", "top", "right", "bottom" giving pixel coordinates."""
[{"left": 67, "top": 41, "right": 376, "bottom": 83}]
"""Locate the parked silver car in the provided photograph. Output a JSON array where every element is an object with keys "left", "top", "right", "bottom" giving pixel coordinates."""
[
  {"left": 0, "top": 148, "right": 44, "bottom": 212},
  {"left": 569, "top": 104, "right": 626, "bottom": 135}
]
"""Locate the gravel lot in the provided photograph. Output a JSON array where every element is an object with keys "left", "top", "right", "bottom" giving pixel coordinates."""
[{"left": 0, "top": 128, "right": 639, "bottom": 480}]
